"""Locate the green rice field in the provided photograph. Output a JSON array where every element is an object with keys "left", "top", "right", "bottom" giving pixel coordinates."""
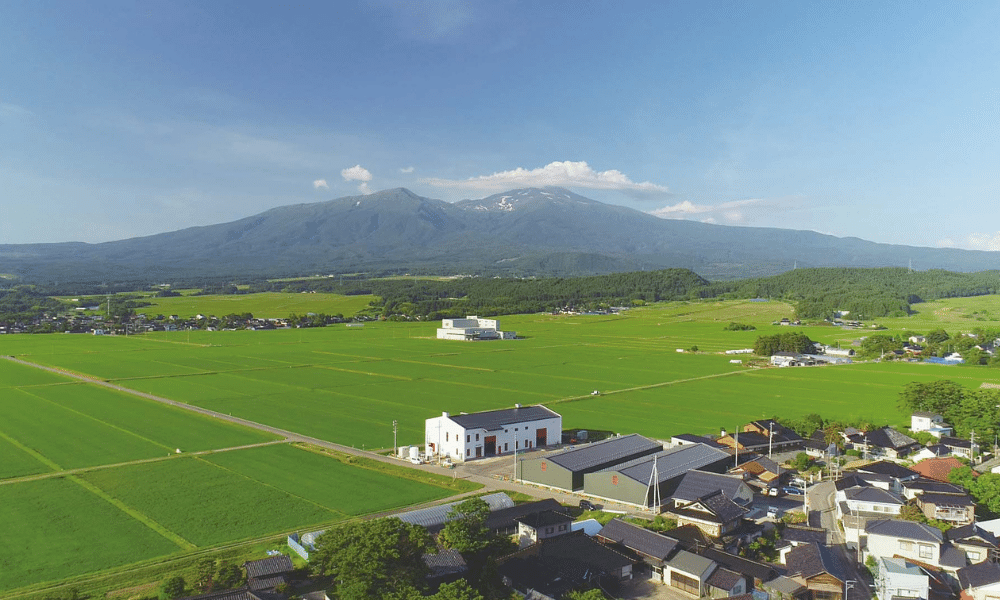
[{"left": 133, "top": 291, "right": 375, "bottom": 319}]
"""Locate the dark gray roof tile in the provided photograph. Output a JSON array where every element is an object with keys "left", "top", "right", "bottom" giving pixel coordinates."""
[
  {"left": 449, "top": 405, "right": 559, "bottom": 431},
  {"left": 597, "top": 518, "right": 679, "bottom": 560},
  {"left": 548, "top": 434, "right": 662, "bottom": 472},
  {"left": 959, "top": 560, "right": 1000, "bottom": 589},
  {"left": 865, "top": 519, "right": 943, "bottom": 543}
]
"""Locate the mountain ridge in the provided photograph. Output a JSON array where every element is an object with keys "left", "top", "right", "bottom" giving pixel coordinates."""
[{"left": 1, "top": 187, "right": 997, "bottom": 284}]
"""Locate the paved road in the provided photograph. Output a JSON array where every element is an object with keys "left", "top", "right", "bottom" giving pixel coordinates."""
[
  {"left": 4, "top": 356, "right": 643, "bottom": 515},
  {"left": 810, "top": 481, "right": 872, "bottom": 600}
]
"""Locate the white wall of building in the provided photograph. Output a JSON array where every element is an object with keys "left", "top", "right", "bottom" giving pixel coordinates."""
[
  {"left": 424, "top": 412, "right": 562, "bottom": 462},
  {"left": 867, "top": 533, "right": 940, "bottom": 566}
]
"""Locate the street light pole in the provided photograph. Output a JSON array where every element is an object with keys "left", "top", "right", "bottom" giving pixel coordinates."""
[
  {"left": 392, "top": 420, "right": 398, "bottom": 457},
  {"left": 769, "top": 421, "right": 774, "bottom": 458}
]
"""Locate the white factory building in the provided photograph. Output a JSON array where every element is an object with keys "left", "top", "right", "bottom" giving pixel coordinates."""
[
  {"left": 424, "top": 405, "right": 562, "bottom": 462},
  {"left": 436, "top": 316, "right": 516, "bottom": 341}
]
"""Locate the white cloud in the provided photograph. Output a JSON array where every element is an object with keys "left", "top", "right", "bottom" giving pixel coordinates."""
[
  {"left": 399, "top": 166, "right": 415, "bottom": 174},
  {"left": 342, "top": 164, "right": 373, "bottom": 195},
  {"left": 366, "top": 0, "right": 477, "bottom": 43},
  {"left": 313, "top": 179, "right": 329, "bottom": 190},
  {"left": 967, "top": 232, "right": 1000, "bottom": 251},
  {"left": 649, "top": 198, "right": 765, "bottom": 224},
  {"left": 936, "top": 238, "right": 956, "bottom": 248},
  {"left": 421, "top": 161, "right": 668, "bottom": 198},
  {"left": 0, "top": 101, "right": 33, "bottom": 122}
]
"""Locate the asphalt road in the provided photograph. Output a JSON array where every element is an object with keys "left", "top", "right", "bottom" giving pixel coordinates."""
[{"left": 810, "top": 481, "right": 873, "bottom": 600}]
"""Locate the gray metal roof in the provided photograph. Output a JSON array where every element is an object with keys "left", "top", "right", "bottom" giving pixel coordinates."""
[
  {"left": 865, "top": 519, "right": 943, "bottom": 543},
  {"left": 597, "top": 518, "right": 679, "bottom": 560},
  {"left": 844, "top": 487, "right": 904, "bottom": 505},
  {"left": 959, "top": 560, "right": 1000, "bottom": 589},
  {"left": 396, "top": 492, "right": 514, "bottom": 530},
  {"left": 448, "top": 405, "right": 559, "bottom": 431},
  {"left": 547, "top": 434, "right": 662, "bottom": 472},
  {"left": 666, "top": 549, "right": 716, "bottom": 578},
  {"left": 607, "top": 443, "right": 729, "bottom": 485},
  {"left": 672, "top": 470, "right": 749, "bottom": 503},
  {"left": 880, "top": 557, "right": 923, "bottom": 576}
]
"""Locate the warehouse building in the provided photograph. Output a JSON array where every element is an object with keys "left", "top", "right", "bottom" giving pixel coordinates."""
[
  {"left": 436, "top": 316, "right": 516, "bottom": 341},
  {"left": 519, "top": 434, "right": 663, "bottom": 491},
  {"left": 425, "top": 405, "right": 561, "bottom": 462},
  {"left": 582, "top": 443, "right": 731, "bottom": 509}
]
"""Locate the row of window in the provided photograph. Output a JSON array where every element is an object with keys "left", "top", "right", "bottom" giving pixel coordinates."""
[{"left": 898, "top": 540, "right": 935, "bottom": 559}]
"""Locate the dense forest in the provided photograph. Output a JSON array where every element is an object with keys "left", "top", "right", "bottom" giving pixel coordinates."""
[{"left": 4, "top": 267, "right": 1000, "bottom": 325}]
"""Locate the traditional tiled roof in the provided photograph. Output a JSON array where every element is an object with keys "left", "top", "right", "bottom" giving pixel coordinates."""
[
  {"left": 706, "top": 566, "right": 743, "bottom": 591},
  {"left": 959, "top": 560, "right": 1000, "bottom": 589},
  {"left": 672, "top": 490, "right": 745, "bottom": 525},
  {"left": 835, "top": 474, "right": 872, "bottom": 491},
  {"left": 499, "top": 530, "right": 632, "bottom": 584},
  {"left": 844, "top": 487, "right": 905, "bottom": 505},
  {"left": 702, "top": 547, "right": 779, "bottom": 583},
  {"left": 781, "top": 525, "right": 828, "bottom": 546},
  {"left": 917, "top": 492, "right": 975, "bottom": 508},
  {"left": 865, "top": 519, "right": 943, "bottom": 543},
  {"left": 485, "top": 498, "right": 562, "bottom": 531},
  {"left": 424, "top": 548, "right": 467, "bottom": 577},
  {"left": 947, "top": 523, "right": 1000, "bottom": 548},
  {"left": 597, "top": 518, "right": 679, "bottom": 561},
  {"left": 941, "top": 436, "right": 975, "bottom": 450},
  {"left": 911, "top": 457, "right": 968, "bottom": 483},
  {"left": 857, "top": 461, "right": 919, "bottom": 480},
  {"left": 244, "top": 555, "right": 293, "bottom": 579},
  {"left": 785, "top": 542, "right": 844, "bottom": 581},
  {"left": 672, "top": 471, "right": 749, "bottom": 504},
  {"left": 448, "top": 405, "right": 560, "bottom": 431},
  {"left": 179, "top": 590, "right": 266, "bottom": 600},
  {"left": 516, "top": 509, "right": 573, "bottom": 529},
  {"left": 865, "top": 427, "right": 919, "bottom": 451},
  {"left": 903, "top": 478, "right": 966, "bottom": 496}
]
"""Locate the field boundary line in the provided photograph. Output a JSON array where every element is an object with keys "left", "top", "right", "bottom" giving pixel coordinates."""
[
  {"left": 0, "top": 427, "right": 62, "bottom": 473},
  {"left": 0, "top": 440, "right": 289, "bottom": 487},
  {"left": 420, "top": 377, "right": 556, "bottom": 399},
  {"left": 16, "top": 386, "right": 177, "bottom": 455},
  {"left": 192, "top": 454, "right": 347, "bottom": 518},
  {"left": 67, "top": 474, "right": 196, "bottom": 551},
  {"left": 545, "top": 368, "right": 748, "bottom": 405},
  {"left": 314, "top": 364, "right": 413, "bottom": 380}
]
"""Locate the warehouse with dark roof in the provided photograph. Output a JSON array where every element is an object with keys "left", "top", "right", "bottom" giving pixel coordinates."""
[
  {"left": 518, "top": 434, "right": 663, "bottom": 491},
  {"left": 582, "top": 443, "right": 731, "bottom": 508}
]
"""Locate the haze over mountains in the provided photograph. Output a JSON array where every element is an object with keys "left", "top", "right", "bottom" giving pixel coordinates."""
[{"left": 2, "top": 187, "right": 998, "bottom": 284}]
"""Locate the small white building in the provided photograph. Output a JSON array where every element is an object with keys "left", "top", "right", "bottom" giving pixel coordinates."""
[
  {"left": 911, "top": 412, "right": 953, "bottom": 438},
  {"left": 877, "top": 557, "right": 930, "bottom": 600},
  {"left": 424, "top": 405, "right": 562, "bottom": 462},
  {"left": 436, "top": 316, "right": 516, "bottom": 341}
]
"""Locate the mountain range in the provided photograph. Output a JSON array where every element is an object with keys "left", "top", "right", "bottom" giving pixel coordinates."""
[{"left": 2, "top": 187, "right": 998, "bottom": 284}]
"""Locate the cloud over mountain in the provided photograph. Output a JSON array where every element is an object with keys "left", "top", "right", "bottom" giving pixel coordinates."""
[{"left": 422, "top": 160, "right": 669, "bottom": 198}]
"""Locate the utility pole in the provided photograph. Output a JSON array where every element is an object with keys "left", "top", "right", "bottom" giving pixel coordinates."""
[
  {"left": 769, "top": 421, "right": 774, "bottom": 459},
  {"left": 392, "top": 420, "right": 398, "bottom": 457}
]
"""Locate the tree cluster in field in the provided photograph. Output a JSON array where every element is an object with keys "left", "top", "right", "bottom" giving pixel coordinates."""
[
  {"left": 153, "top": 558, "right": 245, "bottom": 599},
  {"left": 898, "top": 380, "right": 1000, "bottom": 439},
  {"left": 752, "top": 332, "right": 816, "bottom": 355},
  {"left": 0, "top": 286, "right": 65, "bottom": 326},
  {"left": 724, "top": 322, "right": 756, "bottom": 331},
  {"left": 10, "top": 266, "right": 1000, "bottom": 328}
]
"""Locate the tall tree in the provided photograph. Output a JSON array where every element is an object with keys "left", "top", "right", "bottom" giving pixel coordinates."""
[
  {"left": 438, "top": 498, "right": 492, "bottom": 553},
  {"left": 310, "top": 518, "right": 434, "bottom": 600}
]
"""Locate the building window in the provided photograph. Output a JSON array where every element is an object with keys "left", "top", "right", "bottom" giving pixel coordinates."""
[
  {"left": 969, "top": 551, "right": 981, "bottom": 561},
  {"left": 545, "top": 527, "right": 554, "bottom": 534},
  {"left": 899, "top": 541, "right": 914, "bottom": 551},
  {"left": 505, "top": 443, "right": 509, "bottom": 452},
  {"left": 466, "top": 435, "right": 470, "bottom": 443},
  {"left": 445, "top": 432, "right": 449, "bottom": 442},
  {"left": 814, "top": 591, "right": 839, "bottom": 600},
  {"left": 558, "top": 524, "right": 567, "bottom": 531},
  {"left": 476, "top": 433, "right": 479, "bottom": 441},
  {"left": 919, "top": 544, "right": 934, "bottom": 559},
  {"left": 466, "top": 449, "right": 470, "bottom": 457}
]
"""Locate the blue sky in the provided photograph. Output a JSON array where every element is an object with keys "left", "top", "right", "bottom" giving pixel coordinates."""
[{"left": 2, "top": 1, "right": 999, "bottom": 250}]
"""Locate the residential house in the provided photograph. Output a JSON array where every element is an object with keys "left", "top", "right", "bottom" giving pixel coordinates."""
[
  {"left": 916, "top": 492, "right": 976, "bottom": 527},
  {"left": 701, "top": 547, "right": 780, "bottom": 589},
  {"left": 845, "top": 427, "right": 921, "bottom": 460},
  {"left": 425, "top": 405, "right": 562, "bottom": 462},
  {"left": 902, "top": 478, "right": 967, "bottom": 501},
  {"left": 958, "top": 561, "right": 1000, "bottom": 600},
  {"left": 864, "top": 519, "right": 967, "bottom": 577},
  {"left": 837, "top": 486, "right": 905, "bottom": 520},
  {"left": 516, "top": 510, "right": 573, "bottom": 546},
  {"left": 597, "top": 519, "right": 680, "bottom": 584},
  {"left": 939, "top": 436, "right": 980, "bottom": 461},
  {"left": 666, "top": 490, "right": 747, "bottom": 538},
  {"left": 498, "top": 530, "right": 633, "bottom": 600},
  {"left": 485, "top": 499, "right": 564, "bottom": 536},
  {"left": 913, "top": 444, "right": 961, "bottom": 462},
  {"left": 876, "top": 557, "right": 930, "bottom": 600},
  {"left": 744, "top": 420, "right": 806, "bottom": 452},
  {"left": 424, "top": 548, "right": 468, "bottom": 588},
  {"left": 243, "top": 554, "right": 294, "bottom": 593},
  {"left": 947, "top": 523, "right": 1000, "bottom": 564},
  {"left": 730, "top": 455, "right": 787, "bottom": 490},
  {"left": 662, "top": 550, "right": 719, "bottom": 597},
  {"left": 805, "top": 429, "right": 839, "bottom": 458},
  {"left": 856, "top": 461, "right": 921, "bottom": 491},
  {"left": 777, "top": 526, "right": 830, "bottom": 563},
  {"left": 912, "top": 457, "right": 969, "bottom": 483},
  {"left": 783, "top": 542, "right": 846, "bottom": 600},
  {"left": 671, "top": 470, "right": 755, "bottom": 508}
]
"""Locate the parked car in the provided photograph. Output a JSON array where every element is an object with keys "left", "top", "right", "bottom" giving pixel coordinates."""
[
  {"left": 767, "top": 487, "right": 781, "bottom": 497},
  {"left": 579, "top": 499, "right": 598, "bottom": 511},
  {"left": 783, "top": 486, "right": 805, "bottom": 496},
  {"left": 767, "top": 506, "right": 780, "bottom": 519},
  {"left": 409, "top": 456, "right": 423, "bottom": 465}
]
